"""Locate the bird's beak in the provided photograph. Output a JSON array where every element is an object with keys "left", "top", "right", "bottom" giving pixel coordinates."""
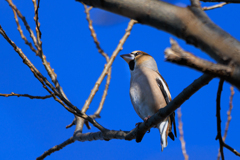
[{"left": 120, "top": 53, "right": 134, "bottom": 63}]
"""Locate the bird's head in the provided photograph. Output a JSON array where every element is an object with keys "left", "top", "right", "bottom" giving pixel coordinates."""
[{"left": 120, "top": 50, "right": 158, "bottom": 72}]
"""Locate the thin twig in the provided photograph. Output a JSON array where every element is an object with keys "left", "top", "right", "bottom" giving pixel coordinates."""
[
  {"left": 0, "top": 92, "right": 52, "bottom": 99},
  {"left": 81, "top": 19, "right": 137, "bottom": 114},
  {"left": 0, "top": 25, "right": 107, "bottom": 132},
  {"left": 6, "top": 0, "right": 38, "bottom": 54},
  {"left": 177, "top": 108, "right": 189, "bottom": 160},
  {"left": 36, "top": 137, "right": 75, "bottom": 160},
  {"left": 216, "top": 79, "right": 225, "bottom": 160},
  {"left": 32, "top": 0, "right": 42, "bottom": 45},
  {"left": 83, "top": 4, "right": 109, "bottom": 61},
  {"left": 6, "top": 0, "right": 39, "bottom": 51},
  {"left": 203, "top": 2, "right": 228, "bottom": 11},
  {"left": 217, "top": 86, "right": 235, "bottom": 160}
]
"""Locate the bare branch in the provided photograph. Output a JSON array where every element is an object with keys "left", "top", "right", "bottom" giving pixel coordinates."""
[
  {"left": 125, "top": 74, "right": 213, "bottom": 142},
  {"left": 74, "top": 130, "right": 129, "bottom": 142},
  {"left": 32, "top": 0, "right": 42, "bottom": 45},
  {"left": 6, "top": 0, "right": 38, "bottom": 54},
  {"left": 164, "top": 38, "right": 236, "bottom": 86},
  {"left": 223, "top": 86, "right": 234, "bottom": 141},
  {"left": 83, "top": 4, "right": 109, "bottom": 61},
  {"left": 223, "top": 143, "right": 240, "bottom": 156},
  {"left": 216, "top": 79, "right": 225, "bottom": 160},
  {"left": 94, "top": 67, "right": 111, "bottom": 117},
  {"left": 0, "top": 92, "right": 52, "bottom": 99},
  {"left": 177, "top": 108, "right": 189, "bottom": 160},
  {"left": 81, "top": 19, "right": 137, "bottom": 114},
  {"left": 202, "top": 2, "right": 228, "bottom": 11},
  {"left": 217, "top": 86, "right": 235, "bottom": 160},
  {"left": 36, "top": 137, "right": 75, "bottom": 160},
  {"left": 0, "top": 25, "right": 107, "bottom": 132},
  {"left": 6, "top": 0, "right": 39, "bottom": 51}
]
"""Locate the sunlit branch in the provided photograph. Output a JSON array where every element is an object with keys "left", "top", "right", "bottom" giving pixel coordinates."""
[
  {"left": 81, "top": 19, "right": 137, "bottom": 114},
  {"left": 177, "top": 108, "right": 189, "bottom": 160},
  {"left": 6, "top": 0, "right": 38, "bottom": 54},
  {"left": 164, "top": 38, "right": 234, "bottom": 80},
  {"left": 6, "top": 0, "right": 39, "bottom": 51},
  {"left": 0, "top": 25, "right": 107, "bottom": 132},
  {"left": 202, "top": 2, "right": 228, "bottom": 11}
]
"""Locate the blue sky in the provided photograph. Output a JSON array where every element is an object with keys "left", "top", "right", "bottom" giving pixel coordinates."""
[{"left": 0, "top": 0, "right": 240, "bottom": 160}]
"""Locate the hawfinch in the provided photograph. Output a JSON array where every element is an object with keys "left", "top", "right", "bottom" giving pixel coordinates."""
[{"left": 121, "top": 51, "right": 176, "bottom": 151}]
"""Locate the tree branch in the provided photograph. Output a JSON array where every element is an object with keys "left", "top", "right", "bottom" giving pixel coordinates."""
[
  {"left": 164, "top": 38, "right": 234, "bottom": 79},
  {"left": 81, "top": 19, "right": 137, "bottom": 114},
  {"left": 0, "top": 25, "right": 107, "bottom": 132},
  {"left": 0, "top": 92, "right": 52, "bottom": 99},
  {"left": 6, "top": 0, "right": 39, "bottom": 53},
  {"left": 202, "top": 2, "right": 228, "bottom": 11},
  {"left": 177, "top": 108, "right": 189, "bottom": 160},
  {"left": 216, "top": 79, "right": 225, "bottom": 160},
  {"left": 217, "top": 86, "right": 235, "bottom": 160},
  {"left": 216, "top": 81, "right": 240, "bottom": 159},
  {"left": 77, "top": 0, "right": 240, "bottom": 89},
  {"left": 36, "top": 137, "right": 75, "bottom": 160}
]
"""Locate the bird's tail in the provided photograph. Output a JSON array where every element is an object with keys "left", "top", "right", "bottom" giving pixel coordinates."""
[{"left": 157, "top": 120, "right": 169, "bottom": 151}]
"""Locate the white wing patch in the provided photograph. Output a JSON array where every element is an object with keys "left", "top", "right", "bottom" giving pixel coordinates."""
[{"left": 157, "top": 77, "right": 171, "bottom": 100}]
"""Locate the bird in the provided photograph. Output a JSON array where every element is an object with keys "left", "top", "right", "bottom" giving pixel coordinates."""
[{"left": 120, "top": 50, "right": 177, "bottom": 151}]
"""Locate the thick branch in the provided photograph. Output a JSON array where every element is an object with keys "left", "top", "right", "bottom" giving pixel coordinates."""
[
  {"left": 126, "top": 74, "right": 213, "bottom": 142},
  {"left": 164, "top": 39, "right": 235, "bottom": 81},
  {"left": 77, "top": 0, "right": 240, "bottom": 89}
]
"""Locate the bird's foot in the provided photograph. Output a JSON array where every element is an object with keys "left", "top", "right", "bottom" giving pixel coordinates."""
[{"left": 144, "top": 115, "right": 151, "bottom": 122}]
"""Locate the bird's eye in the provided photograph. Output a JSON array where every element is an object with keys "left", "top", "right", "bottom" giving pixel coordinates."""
[{"left": 134, "top": 52, "right": 141, "bottom": 56}]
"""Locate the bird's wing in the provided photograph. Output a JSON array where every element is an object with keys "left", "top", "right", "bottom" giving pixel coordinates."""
[{"left": 156, "top": 72, "right": 177, "bottom": 138}]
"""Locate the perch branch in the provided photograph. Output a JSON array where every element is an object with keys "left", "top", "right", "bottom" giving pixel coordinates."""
[
  {"left": 177, "top": 108, "right": 189, "bottom": 160},
  {"left": 125, "top": 74, "right": 213, "bottom": 142},
  {"left": 0, "top": 92, "right": 52, "bottom": 99}
]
